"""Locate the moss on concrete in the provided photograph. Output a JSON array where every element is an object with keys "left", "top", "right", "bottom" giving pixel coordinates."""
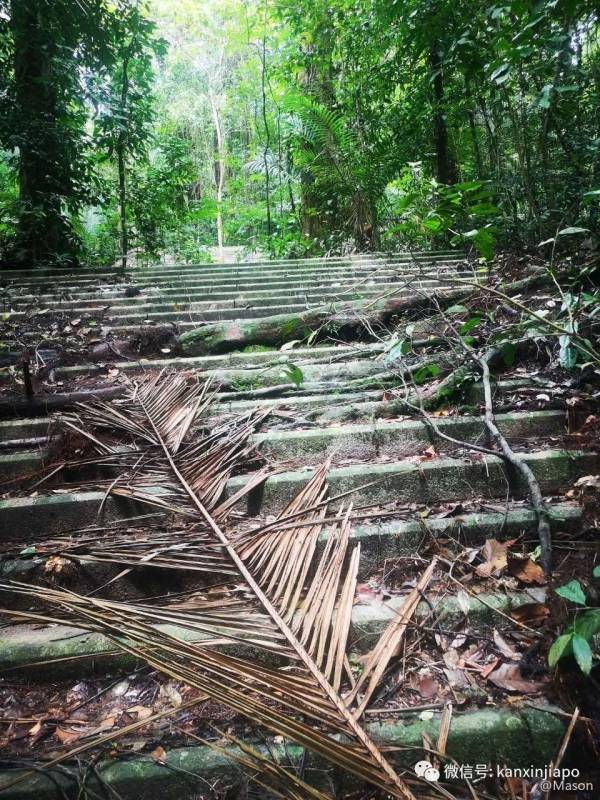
[{"left": 0, "top": 707, "right": 563, "bottom": 800}]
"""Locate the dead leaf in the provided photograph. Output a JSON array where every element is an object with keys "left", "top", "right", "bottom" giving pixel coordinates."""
[
  {"left": 507, "top": 556, "right": 546, "bottom": 585},
  {"left": 443, "top": 668, "right": 469, "bottom": 690},
  {"left": 418, "top": 674, "right": 440, "bottom": 699},
  {"left": 28, "top": 720, "right": 43, "bottom": 736},
  {"left": 442, "top": 649, "right": 460, "bottom": 669},
  {"left": 480, "top": 657, "right": 500, "bottom": 679},
  {"left": 151, "top": 745, "right": 167, "bottom": 764},
  {"left": 127, "top": 705, "right": 153, "bottom": 721},
  {"left": 55, "top": 727, "right": 82, "bottom": 745},
  {"left": 475, "top": 538, "right": 513, "bottom": 577},
  {"left": 574, "top": 474, "right": 600, "bottom": 489},
  {"left": 456, "top": 590, "right": 471, "bottom": 616},
  {"left": 159, "top": 682, "right": 182, "bottom": 707},
  {"left": 510, "top": 602, "right": 550, "bottom": 626},
  {"left": 493, "top": 630, "right": 519, "bottom": 660},
  {"left": 44, "top": 555, "right": 71, "bottom": 575},
  {"left": 98, "top": 714, "right": 117, "bottom": 731},
  {"left": 487, "top": 663, "right": 547, "bottom": 693}
]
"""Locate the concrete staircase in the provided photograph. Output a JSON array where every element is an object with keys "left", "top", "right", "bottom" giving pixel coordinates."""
[{"left": 0, "top": 253, "right": 590, "bottom": 799}]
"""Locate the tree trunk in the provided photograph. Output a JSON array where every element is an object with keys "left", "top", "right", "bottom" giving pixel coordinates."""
[
  {"left": 8, "top": 0, "right": 78, "bottom": 268},
  {"left": 117, "top": 54, "right": 130, "bottom": 272},
  {"left": 429, "top": 41, "right": 458, "bottom": 185},
  {"left": 209, "top": 93, "right": 225, "bottom": 260}
]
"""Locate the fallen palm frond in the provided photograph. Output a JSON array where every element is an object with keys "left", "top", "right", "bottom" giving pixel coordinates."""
[{"left": 0, "top": 372, "right": 433, "bottom": 799}]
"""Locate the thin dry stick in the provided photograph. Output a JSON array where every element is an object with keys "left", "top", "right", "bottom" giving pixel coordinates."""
[
  {"left": 429, "top": 302, "right": 553, "bottom": 574},
  {"left": 543, "top": 706, "right": 580, "bottom": 800}
]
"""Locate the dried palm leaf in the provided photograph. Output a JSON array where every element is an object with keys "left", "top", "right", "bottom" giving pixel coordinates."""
[{"left": 1, "top": 374, "right": 419, "bottom": 799}]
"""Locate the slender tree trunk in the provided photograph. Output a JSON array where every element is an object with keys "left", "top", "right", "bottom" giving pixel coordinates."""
[
  {"left": 8, "top": 0, "right": 78, "bottom": 268},
  {"left": 464, "top": 79, "right": 483, "bottom": 179},
  {"left": 117, "top": 54, "right": 130, "bottom": 272},
  {"left": 429, "top": 41, "right": 457, "bottom": 185},
  {"left": 209, "top": 93, "right": 225, "bottom": 260},
  {"left": 260, "top": 27, "right": 272, "bottom": 244}
]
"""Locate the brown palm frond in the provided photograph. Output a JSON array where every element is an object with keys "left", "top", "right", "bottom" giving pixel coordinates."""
[
  {"left": 192, "top": 725, "right": 333, "bottom": 800},
  {"left": 1, "top": 373, "right": 418, "bottom": 799},
  {"left": 59, "top": 374, "right": 271, "bottom": 516}
]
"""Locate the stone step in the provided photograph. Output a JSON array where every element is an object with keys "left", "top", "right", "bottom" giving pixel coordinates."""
[
  {"left": 0, "top": 705, "right": 564, "bottom": 800},
  {"left": 0, "top": 410, "right": 567, "bottom": 481},
  {"left": 0, "top": 251, "right": 461, "bottom": 284},
  {"left": 3, "top": 269, "right": 474, "bottom": 306},
  {"left": 0, "top": 346, "right": 397, "bottom": 386},
  {"left": 0, "top": 449, "right": 593, "bottom": 538},
  {"left": 5, "top": 277, "right": 466, "bottom": 313},
  {"left": 0, "top": 500, "right": 579, "bottom": 599},
  {"left": 0, "top": 378, "right": 536, "bottom": 443},
  {"left": 0, "top": 581, "right": 547, "bottom": 675}
]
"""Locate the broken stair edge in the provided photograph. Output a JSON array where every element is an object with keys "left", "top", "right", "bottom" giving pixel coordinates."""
[{"left": 0, "top": 706, "right": 565, "bottom": 800}]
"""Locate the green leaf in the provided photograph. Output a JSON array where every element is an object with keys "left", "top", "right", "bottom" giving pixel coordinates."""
[
  {"left": 501, "top": 342, "right": 516, "bottom": 367},
  {"left": 572, "top": 634, "right": 593, "bottom": 674},
  {"left": 593, "top": 566, "right": 600, "bottom": 578},
  {"left": 537, "top": 84, "right": 553, "bottom": 109},
  {"left": 557, "top": 226, "right": 589, "bottom": 236},
  {"left": 422, "top": 218, "right": 443, "bottom": 233},
  {"left": 548, "top": 633, "right": 573, "bottom": 668},
  {"left": 413, "top": 363, "right": 441, "bottom": 384},
  {"left": 490, "top": 63, "right": 511, "bottom": 84},
  {"left": 460, "top": 316, "right": 482, "bottom": 335},
  {"left": 446, "top": 304, "right": 468, "bottom": 314},
  {"left": 385, "top": 339, "right": 411, "bottom": 362},
  {"left": 555, "top": 580, "right": 587, "bottom": 606},
  {"left": 574, "top": 609, "right": 600, "bottom": 641},
  {"left": 280, "top": 363, "right": 304, "bottom": 387},
  {"left": 559, "top": 335, "right": 578, "bottom": 369}
]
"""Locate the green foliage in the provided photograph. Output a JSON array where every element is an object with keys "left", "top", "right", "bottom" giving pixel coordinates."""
[
  {"left": 279, "top": 363, "right": 305, "bottom": 387},
  {"left": 549, "top": 574, "right": 600, "bottom": 675},
  {"left": 0, "top": 0, "right": 599, "bottom": 265}
]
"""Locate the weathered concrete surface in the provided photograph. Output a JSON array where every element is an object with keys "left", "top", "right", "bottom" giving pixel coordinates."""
[
  {"left": 0, "top": 501, "right": 581, "bottom": 593},
  {"left": 0, "top": 450, "right": 592, "bottom": 538},
  {"left": 0, "top": 251, "right": 463, "bottom": 284},
  {"left": 0, "top": 410, "right": 567, "bottom": 480},
  {"left": 0, "top": 706, "right": 564, "bottom": 800},
  {"left": 233, "top": 449, "right": 596, "bottom": 516},
  {"left": 7, "top": 278, "right": 465, "bottom": 314},
  {"left": 0, "top": 588, "right": 543, "bottom": 675},
  {"left": 0, "top": 378, "right": 534, "bottom": 442}
]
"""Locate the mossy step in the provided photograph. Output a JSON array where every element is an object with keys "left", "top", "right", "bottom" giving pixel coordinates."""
[
  {"left": 0, "top": 379, "right": 536, "bottom": 442},
  {"left": 5, "top": 273, "right": 470, "bottom": 308},
  {"left": 2, "top": 270, "right": 469, "bottom": 302},
  {"left": 7, "top": 278, "right": 462, "bottom": 312},
  {"left": 0, "top": 450, "right": 593, "bottom": 538},
  {"left": 1, "top": 251, "right": 465, "bottom": 284},
  {"left": 0, "top": 705, "right": 565, "bottom": 800},
  {"left": 0, "top": 351, "right": 399, "bottom": 390},
  {"left": 0, "top": 585, "right": 545, "bottom": 675},
  {"left": 0, "top": 500, "right": 580, "bottom": 599},
  {"left": 0, "top": 410, "right": 567, "bottom": 480}
]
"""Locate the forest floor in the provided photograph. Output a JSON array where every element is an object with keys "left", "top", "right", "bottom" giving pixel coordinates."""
[{"left": 0, "top": 251, "right": 599, "bottom": 800}]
